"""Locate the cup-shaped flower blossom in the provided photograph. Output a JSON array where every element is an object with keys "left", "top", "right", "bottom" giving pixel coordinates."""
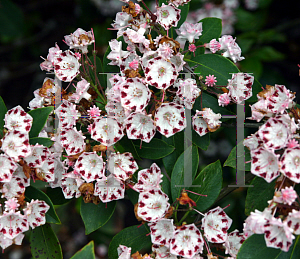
[
  {"left": 148, "top": 218, "right": 175, "bottom": 247},
  {"left": 224, "top": 230, "right": 246, "bottom": 257},
  {"left": 60, "top": 127, "right": 86, "bottom": 156},
  {"left": 137, "top": 188, "right": 170, "bottom": 222},
  {"left": 285, "top": 209, "right": 300, "bottom": 235},
  {"left": 125, "top": 112, "right": 156, "bottom": 143},
  {"left": 53, "top": 50, "right": 80, "bottom": 82},
  {"left": 64, "top": 28, "right": 94, "bottom": 54},
  {"left": 90, "top": 116, "right": 124, "bottom": 147},
  {"left": 279, "top": 147, "right": 300, "bottom": 183},
  {"left": 227, "top": 73, "right": 253, "bottom": 104},
  {"left": 176, "top": 22, "right": 202, "bottom": 43},
  {"left": 35, "top": 157, "right": 55, "bottom": 182},
  {"left": 61, "top": 172, "right": 83, "bottom": 199},
  {"left": 24, "top": 200, "right": 50, "bottom": 229},
  {"left": 94, "top": 174, "right": 125, "bottom": 203},
  {"left": 120, "top": 78, "right": 151, "bottom": 112},
  {"left": 74, "top": 152, "right": 106, "bottom": 183},
  {"left": 24, "top": 144, "right": 51, "bottom": 168},
  {"left": 156, "top": 3, "right": 181, "bottom": 30},
  {"left": 5, "top": 105, "right": 33, "bottom": 133},
  {"left": 0, "top": 154, "right": 18, "bottom": 183},
  {"left": 107, "top": 152, "right": 138, "bottom": 181},
  {"left": 219, "top": 35, "right": 244, "bottom": 63},
  {"left": 154, "top": 102, "right": 186, "bottom": 138},
  {"left": 2, "top": 176, "right": 26, "bottom": 200},
  {"left": 1, "top": 131, "right": 32, "bottom": 162},
  {"left": 175, "top": 78, "right": 201, "bottom": 109},
  {"left": 69, "top": 78, "right": 92, "bottom": 103},
  {"left": 170, "top": 223, "right": 204, "bottom": 258},
  {"left": 250, "top": 147, "right": 280, "bottom": 183},
  {"left": 144, "top": 57, "right": 178, "bottom": 90},
  {"left": 201, "top": 206, "right": 232, "bottom": 243},
  {"left": 0, "top": 211, "right": 29, "bottom": 240},
  {"left": 134, "top": 163, "right": 163, "bottom": 192},
  {"left": 54, "top": 100, "right": 80, "bottom": 128}
]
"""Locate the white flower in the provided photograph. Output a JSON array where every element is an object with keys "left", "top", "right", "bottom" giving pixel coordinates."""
[
  {"left": 5, "top": 105, "right": 33, "bottom": 133},
  {"left": 24, "top": 200, "right": 50, "bottom": 229},
  {"left": 64, "top": 28, "right": 94, "bottom": 54},
  {"left": 176, "top": 22, "right": 202, "bottom": 43},
  {"left": 156, "top": 3, "right": 181, "bottom": 30}
]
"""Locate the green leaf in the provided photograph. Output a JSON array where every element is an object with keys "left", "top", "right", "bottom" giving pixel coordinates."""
[
  {"left": 108, "top": 225, "right": 151, "bottom": 258},
  {"left": 193, "top": 92, "right": 235, "bottom": 119},
  {"left": 235, "top": 9, "right": 267, "bottom": 32},
  {"left": 132, "top": 139, "right": 175, "bottom": 160},
  {"left": 240, "top": 57, "right": 263, "bottom": 80},
  {"left": 237, "top": 234, "right": 300, "bottom": 259},
  {"left": 196, "top": 17, "right": 222, "bottom": 45},
  {"left": 30, "top": 224, "right": 63, "bottom": 259},
  {"left": 252, "top": 46, "right": 285, "bottom": 62},
  {"left": 162, "top": 131, "right": 184, "bottom": 175},
  {"left": 224, "top": 140, "right": 251, "bottom": 171},
  {"left": 159, "top": 0, "right": 168, "bottom": 6},
  {"left": 80, "top": 199, "right": 116, "bottom": 234},
  {"left": 0, "top": 0, "right": 24, "bottom": 38},
  {"left": 28, "top": 107, "right": 54, "bottom": 138},
  {"left": 190, "top": 130, "right": 210, "bottom": 150},
  {"left": 189, "top": 160, "right": 222, "bottom": 211},
  {"left": 0, "top": 96, "right": 7, "bottom": 134},
  {"left": 29, "top": 137, "right": 53, "bottom": 148},
  {"left": 70, "top": 241, "right": 95, "bottom": 259},
  {"left": 46, "top": 187, "right": 72, "bottom": 205},
  {"left": 245, "top": 177, "right": 276, "bottom": 216},
  {"left": 114, "top": 135, "right": 141, "bottom": 160},
  {"left": 171, "top": 145, "right": 199, "bottom": 202},
  {"left": 176, "top": 3, "right": 190, "bottom": 29},
  {"left": 88, "top": 56, "right": 107, "bottom": 89},
  {"left": 187, "top": 54, "right": 240, "bottom": 86},
  {"left": 25, "top": 186, "right": 61, "bottom": 224}
]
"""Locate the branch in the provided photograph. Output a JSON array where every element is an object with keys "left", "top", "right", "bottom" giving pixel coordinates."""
[{"left": 221, "top": 122, "right": 264, "bottom": 128}]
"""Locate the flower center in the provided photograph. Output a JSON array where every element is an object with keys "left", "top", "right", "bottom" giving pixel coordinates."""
[
  {"left": 161, "top": 10, "right": 169, "bottom": 18},
  {"left": 158, "top": 67, "right": 166, "bottom": 77},
  {"left": 163, "top": 112, "right": 171, "bottom": 121},
  {"left": 8, "top": 141, "right": 15, "bottom": 150}
]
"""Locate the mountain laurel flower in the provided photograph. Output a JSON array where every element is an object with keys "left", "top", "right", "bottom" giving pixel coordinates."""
[
  {"left": 279, "top": 147, "right": 300, "bottom": 183},
  {"left": 94, "top": 174, "right": 125, "bottom": 203},
  {"left": 87, "top": 105, "right": 101, "bottom": 118},
  {"left": 219, "top": 35, "right": 244, "bottom": 63},
  {"left": 54, "top": 100, "right": 80, "bottom": 128},
  {"left": 274, "top": 186, "right": 297, "bottom": 205},
  {"left": 4, "top": 198, "right": 20, "bottom": 213},
  {"left": 250, "top": 147, "right": 280, "bottom": 183},
  {"left": 4, "top": 105, "right": 33, "bottom": 133},
  {"left": 40, "top": 43, "right": 61, "bottom": 72},
  {"left": 169, "top": 0, "right": 192, "bottom": 7},
  {"left": 170, "top": 223, "right": 204, "bottom": 258},
  {"left": 148, "top": 218, "right": 175, "bottom": 247},
  {"left": 90, "top": 116, "right": 124, "bottom": 147},
  {"left": 1, "top": 131, "right": 32, "bottom": 162},
  {"left": 154, "top": 102, "right": 186, "bottom": 138},
  {"left": 53, "top": 50, "right": 81, "bottom": 82},
  {"left": 69, "top": 78, "right": 92, "bottom": 103},
  {"left": 218, "top": 93, "right": 231, "bottom": 107},
  {"left": 74, "top": 152, "right": 106, "bottom": 183},
  {"left": 157, "top": 42, "right": 174, "bottom": 60},
  {"left": 144, "top": 57, "right": 178, "bottom": 90},
  {"left": 24, "top": 200, "right": 50, "bottom": 229},
  {"left": 60, "top": 127, "right": 86, "bottom": 156},
  {"left": 61, "top": 172, "right": 83, "bottom": 199},
  {"left": 193, "top": 108, "right": 221, "bottom": 134},
  {"left": 176, "top": 21, "right": 202, "bottom": 43},
  {"left": 125, "top": 112, "right": 156, "bottom": 143},
  {"left": 205, "top": 75, "right": 217, "bottom": 87},
  {"left": 107, "top": 152, "right": 138, "bottom": 181},
  {"left": 117, "top": 245, "right": 131, "bottom": 259},
  {"left": 204, "top": 39, "right": 221, "bottom": 53},
  {"left": 156, "top": 3, "right": 181, "bottom": 30},
  {"left": 64, "top": 28, "right": 94, "bottom": 54},
  {"left": 24, "top": 144, "right": 51, "bottom": 168},
  {"left": 175, "top": 78, "right": 201, "bottom": 109},
  {"left": 107, "top": 39, "right": 129, "bottom": 66},
  {"left": 0, "top": 154, "right": 18, "bottom": 183},
  {"left": 137, "top": 188, "right": 170, "bottom": 222},
  {"left": 224, "top": 230, "right": 246, "bottom": 257}
]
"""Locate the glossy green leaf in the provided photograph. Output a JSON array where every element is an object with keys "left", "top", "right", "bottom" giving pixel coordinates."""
[
  {"left": 25, "top": 186, "right": 61, "bottom": 224},
  {"left": 80, "top": 199, "right": 116, "bottom": 234},
  {"left": 108, "top": 225, "right": 151, "bottom": 258},
  {"left": 0, "top": 96, "right": 7, "bottom": 134},
  {"left": 193, "top": 92, "right": 235, "bottom": 119},
  {"left": 171, "top": 145, "right": 199, "bottom": 202},
  {"left": 70, "top": 241, "right": 95, "bottom": 259},
  {"left": 114, "top": 135, "right": 141, "bottom": 160},
  {"left": 162, "top": 131, "right": 184, "bottom": 175},
  {"left": 245, "top": 177, "right": 276, "bottom": 216},
  {"left": 132, "top": 139, "right": 175, "bottom": 160},
  {"left": 30, "top": 224, "right": 63, "bottom": 259},
  {"left": 196, "top": 17, "right": 222, "bottom": 45},
  {"left": 187, "top": 54, "right": 240, "bottom": 86},
  {"left": 190, "top": 130, "right": 210, "bottom": 150},
  {"left": 28, "top": 107, "right": 54, "bottom": 138},
  {"left": 0, "top": 0, "right": 24, "bottom": 38},
  {"left": 189, "top": 160, "right": 222, "bottom": 211},
  {"left": 224, "top": 140, "right": 251, "bottom": 171},
  {"left": 29, "top": 137, "right": 53, "bottom": 148},
  {"left": 46, "top": 187, "right": 72, "bottom": 205},
  {"left": 159, "top": 0, "right": 168, "bottom": 6},
  {"left": 237, "top": 234, "right": 300, "bottom": 259}
]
